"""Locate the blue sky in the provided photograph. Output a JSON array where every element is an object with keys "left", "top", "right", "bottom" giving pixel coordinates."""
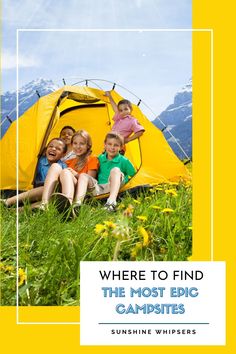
[{"left": 1, "top": 0, "right": 192, "bottom": 116}]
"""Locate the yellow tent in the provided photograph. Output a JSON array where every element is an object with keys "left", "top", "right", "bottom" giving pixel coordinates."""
[{"left": 0, "top": 85, "right": 190, "bottom": 192}]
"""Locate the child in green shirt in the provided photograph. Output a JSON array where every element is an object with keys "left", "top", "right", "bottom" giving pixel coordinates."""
[{"left": 73, "top": 132, "right": 136, "bottom": 213}]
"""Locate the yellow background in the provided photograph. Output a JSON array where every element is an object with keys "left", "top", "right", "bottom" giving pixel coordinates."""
[{"left": 1, "top": 0, "right": 235, "bottom": 352}]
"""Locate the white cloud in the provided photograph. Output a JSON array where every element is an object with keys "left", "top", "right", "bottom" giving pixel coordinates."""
[
  {"left": 1, "top": 50, "right": 41, "bottom": 70},
  {"left": 1, "top": 52, "right": 16, "bottom": 69}
]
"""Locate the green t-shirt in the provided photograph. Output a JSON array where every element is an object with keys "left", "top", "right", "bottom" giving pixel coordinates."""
[{"left": 98, "top": 153, "right": 136, "bottom": 184}]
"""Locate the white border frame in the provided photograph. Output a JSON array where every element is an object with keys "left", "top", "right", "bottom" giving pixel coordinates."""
[{"left": 16, "top": 28, "right": 213, "bottom": 325}]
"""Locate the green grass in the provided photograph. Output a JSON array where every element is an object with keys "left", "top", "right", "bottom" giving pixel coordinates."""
[{"left": 0, "top": 181, "right": 192, "bottom": 306}]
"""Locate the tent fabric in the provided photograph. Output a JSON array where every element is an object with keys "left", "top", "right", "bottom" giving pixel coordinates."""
[{"left": 0, "top": 85, "right": 190, "bottom": 191}]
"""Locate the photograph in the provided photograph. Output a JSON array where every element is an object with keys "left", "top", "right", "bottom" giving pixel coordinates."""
[{"left": 1, "top": 5, "right": 192, "bottom": 306}]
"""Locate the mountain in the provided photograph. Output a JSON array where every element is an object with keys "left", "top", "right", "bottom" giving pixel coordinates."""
[
  {"left": 1, "top": 78, "right": 192, "bottom": 160},
  {"left": 152, "top": 79, "right": 192, "bottom": 159},
  {"left": 1, "top": 78, "right": 59, "bottom": 137}
]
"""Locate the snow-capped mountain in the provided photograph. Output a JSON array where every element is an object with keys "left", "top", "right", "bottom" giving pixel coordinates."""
[
  {"left": 1, "top": 78, "right": 192, "bottom": 160},
  {"left": 1, "top": 78, "right": 59, "bottom": 137},
  {"left": 153, "top": 79, "right": 192, "bottom": 159}
]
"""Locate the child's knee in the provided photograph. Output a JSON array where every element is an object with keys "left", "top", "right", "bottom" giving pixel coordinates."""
[
  {"left": 51, "top": 163, "right": 62, "bottom": 173},
  {"left": 110, "top": 167, "right": 121, "bottom": 175},
  {"left": 60, "top": 169, "right": 66, "bottom": 176},
  {"left": 78, "top": 173, "right": 89, "bottom": 181},
  {"left": 59, "top": 168, "right": 70, "bottom": 180},
  {"left": 51, "top": 162, "right": 61, "bottom": 168}
]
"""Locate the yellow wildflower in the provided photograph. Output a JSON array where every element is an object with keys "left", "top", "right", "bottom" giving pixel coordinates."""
[
  {"left": 133, "top": 199, "right": 141, "bottom": 204},
  {"left": 188, "top": 226, "right": 193, "bottom": 230},
  {"left": 168, "top": 182, "right": 179, "bottom": 186},
  {"left": 0, "top": 262, "right": 5, "bottom": 270},
  {"left": 131, "top": 242, "right": 143, "bottom": 259},
  {"left": 165, "top": 189, "right": 177, "bottom": 197},
  {"left": 138, "top": 226, "right": 150, "bottom": 247},
  {"left": 5, "top": 265, "right": 14, "bottom": 272},
  {"left": 117, "top": 203, "right": 125, "bottom": 210},
  {"left": 161, "top": 208, "right": 174, "bottom": 214},
  {"left": 95, "top": 224, "right": 106, "bottom": 234},
  {"left": 18, "top": 268, "right": 26, "bottom": 287},
  {"left": 154, "top": 187, "right": 163, "bottom": 191},
  {"left": 131, "top": 249, "right": 137, "bottom": 259},
  {"left": 185, "top": 181, "right": 192, "bottom": 187},
  {"left": 150, "top": 205, "right": 161, "bottom": 210},
  {"left": 123, "top": 204, "right": 134, "bottom": 217},
  {"left": 136, "top": 215, "right": 147, "bottom": 222},
  {"left": 104, "top": 221, "right": 117, "bottom": 229},
  {"left": 102, "top": 231, "right": 109, "bottom": 238}
]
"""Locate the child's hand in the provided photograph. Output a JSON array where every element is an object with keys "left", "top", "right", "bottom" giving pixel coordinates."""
[{"left": 104, "top": 91, "right": 117, "bottom": 112}]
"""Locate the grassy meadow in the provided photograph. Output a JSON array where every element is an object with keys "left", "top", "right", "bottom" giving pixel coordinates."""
[{"left": 0, "top": 180, "right": 192, "bottom": 306}]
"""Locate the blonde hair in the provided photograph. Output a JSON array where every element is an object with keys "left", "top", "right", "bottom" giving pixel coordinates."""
[{"left": 72, "top": 130, "right": 92, "bottom": 171}]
